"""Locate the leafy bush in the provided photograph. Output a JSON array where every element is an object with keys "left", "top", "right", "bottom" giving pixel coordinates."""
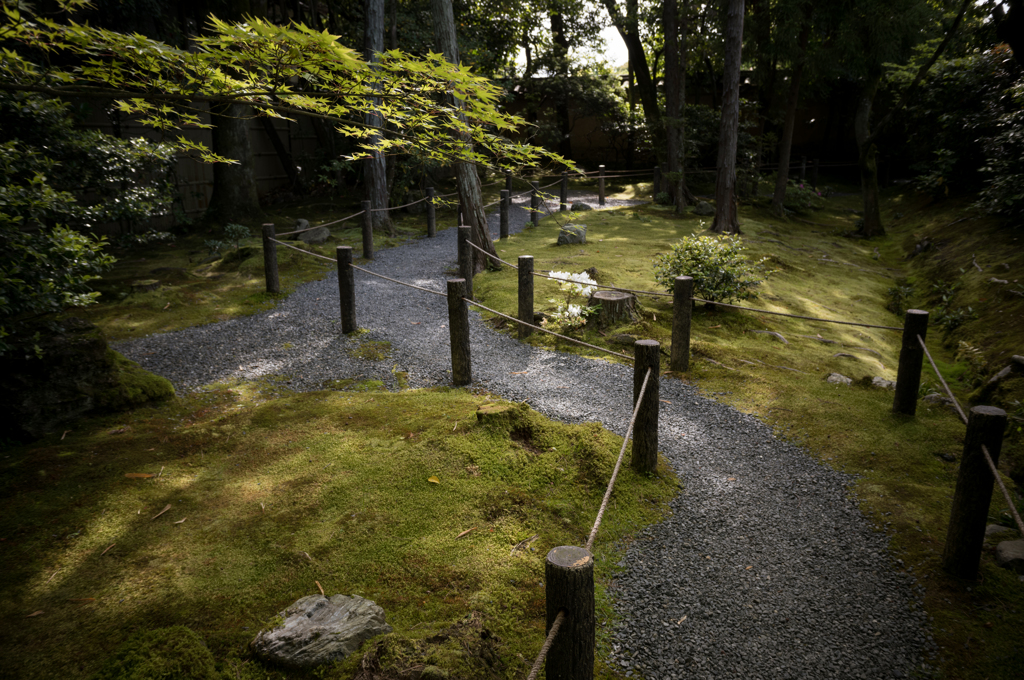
[
  {"left": 204, "top": 240, "right": 226, "bottom": 256},
  {"left": 544, "top": 271, "right": 599, "bottom": 330},
  {"left": 652, "top": 234, "right": 772, "bottom": 303},
  {"left": 914, "top": 148, "right": 957, "bottom": 199},
  {"left": 223, "top": 223, "right": 250, "bottom": 249},
  {"left": 885, "top": 280, "right": 915, "bottom": 317},
  {"left": 783, "top": 180, "right": 824, "bottom": 213},
  {"left": 114, "top": 229, "right": 175, "bottom": 250}
]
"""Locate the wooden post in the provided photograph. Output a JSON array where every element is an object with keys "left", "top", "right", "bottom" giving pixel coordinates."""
[
  {"left": 560, "top": 171, "right": 568, "bottom": 212},
  {"left": 670, "top": 276, "right": 693, "bottom": 372},
  {"left": 811, "top": 158, "right": 820, "bottom": 189},
  {"left": 942, "top": 406, "right": 1008, "bottom": 579},
  {"left": 518, "top": 255, "right": 534, "bottom": 340},
  {"left": 598, "top": 165, "right": 605, "bottom": 206},
  {"left": 800, "top": 156, "right": 807, "bottom": 181},
  {"left": 426, "top": 187, "right": 436, "bottom": 238},
  {"left": 505, "top": 170, "right": 512, "bottom": 194},
  {"left": 336, "top": 246, "right": 356, "bottom": 334},
  {"left": 457, "top": 225, "right": 473, "bottom": 300},
  {"left": 361, "top": 200, "right": 374, "bottom": 260},
  {"left": 653, "top": 165, "right": 661, "bottom": 197},
  {"left": 893, "top": 309, "right": 929, "bottom": 416},
  {"left": 530, "top": 181, "right": 540, "bottom": 227},
  {"left": 447, "top": 278, "right": 472, "bottom": 386},
  {"left": 632, "top": 340, "right": 660, "bottom": 474},
  {"left": 545, "top": 545, "right": 595, "bottom": 680},
  {"left": 261, "top": 223, "right": 280, "bottom": 294},
  {"left": 500, "top": 189, "right": 510, "bottom": 239}
]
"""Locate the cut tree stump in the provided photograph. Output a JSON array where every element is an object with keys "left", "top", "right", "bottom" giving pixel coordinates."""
[
  {"left": 476, "top": 402, "right": 515, "bottom": 425},
  {"left": 588, "top": 291, "right": 636, "bottom": 327}
]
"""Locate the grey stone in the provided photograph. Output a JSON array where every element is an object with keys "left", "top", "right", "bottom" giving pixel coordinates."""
[
  {"left": 298, "top": 226, "right": 331, "bottom": 245},
  {"left": 251, "top": 594, "right": 392, "bottom": 669},
  {"left": 922, "top": 393, "right": 953, "bottom": 405},
  {"left": 570, "top": 202, "right": 593, "bottom": 211},
  {"left": 995, "top": 540, "right": 1024, "bottom": 574},
  {"left": 693, "top": 201, "right": 714, "bottom": 216},
  {"left": 985, "top": 524, "right": 1017, "bottom": 541},
  {"left": 871, "top": 377, "right": 896, "bottom": 390},
  {"left": 557, "top": 223, "right": 587, "bottom": 246},
  {"left": 825, "top": 373, "right": 852, "bottom": 386},
  {"left": 291, "top": 218, "right": 310, "bottom": 239}
]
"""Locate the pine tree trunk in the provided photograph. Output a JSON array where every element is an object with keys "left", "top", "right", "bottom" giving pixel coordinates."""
[
  {"left": 711, "top": 0, "right": 744, "bottom": 235},
  {"left": 602, "top": 0, "right": 662, "bottom": 130},
  {"left": 365, "top": 0, "right": 395, "bottom": 236},
  {"left": 208, "top": 102, "right": 261, "bottom": 222},
  {"left": 430, "top": 0, "right": 498, "bottom": 273},
  {"left": 664, "top": 0, "right": 694, "bottom": 211},
  {"left": 855, "top": 72, "right": 885, "bottom": 237},
  {"left": 770, "top": 18, "right": 811, "bottom": 218}
]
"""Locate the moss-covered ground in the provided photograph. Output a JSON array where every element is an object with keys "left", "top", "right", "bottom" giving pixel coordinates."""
[
  {"left": 473, "top": 182, "right": 1024, "bottom": 680},
  {"left": 0, "top": 381, "right": 677, "bottom": 679}
]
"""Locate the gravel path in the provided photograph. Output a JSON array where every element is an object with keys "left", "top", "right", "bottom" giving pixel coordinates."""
[{"left": 115, "top": 192, "right": 935, "bottom": 679}]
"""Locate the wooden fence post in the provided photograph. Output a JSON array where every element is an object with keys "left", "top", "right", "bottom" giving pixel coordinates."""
[
  {"left": 261, "top": 223, "right": 280, "bottom": 294},
  {"left": 632, "top": 340, "right": 660, "bottom": 474},
  {"left": 500, "top": 189, "right": 510, "bottom": 239},
  {"left": 545, "top": 545, "right": 595, "bottom": 680},
  {"left": 426, "top": 187, "right": 436, "bottom": 238},
  {"left": 457, "top": 225, "right": 474, "bottom": 300},
  {"left": 598, "top": 165, "right": 606, "bottom": 206},
  {"left": 361, "top": 200, "right": 374, "bottom": 260},
  {"left": 653, "top": 165, "right": 661, "bottom": 197},
  {"left": 336, "top": 246, "right": 356, "bottom": 334},
  {"left": 670, "top": 276, "right": 693, "bottom": 372},
  {"left": 530, "top": 181, "right": 540, "bottom": 227},
  {"left": 811, "top": 159, "right": 820, "bottom": 189},
  {"left": 893, "top": 309, "right": 929, "bottom": 416},
  {"left": 560, "top": 171, "right": 568, "bottom": 212},
  {"left": 505, "top": 170, "right": 512, "bottom": 194},
  {"left": 447, "top": 278, "right": 472, "bottom": 386},
  {"left": 518, "top": 255, "right": 534, "bottom": 340},
  {"left": 942, "top": 406, "right": 1008, "bottom": 579}
]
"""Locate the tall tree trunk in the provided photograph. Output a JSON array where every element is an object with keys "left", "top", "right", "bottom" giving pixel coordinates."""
[
  {"left": 430, "top": 0, "right": 497, "bottom": 274},
  {"left": 602, "top": 0, "right": 661, "bottom": 131},
  {"left": 258, "top": 116, "right": 306, "bottom": 195},
  {"left": 551, "top": 12, "right": 573, "bottom": 158},
  {"left": 364, "top": 0, "right": 394, "bottom": 236},
  {"left": 664, "top": 0, "right": 694, "bottom": 211},
  {"left": 770, "top": 17, "right": 811, "bottom": 217},
  {"left": 855, "top": 72, "right": 884, "bottom": 237},
  {"left": 711, "top": 0, "right": 744, "bottom": 234},
  {"left": 207, "top": 102, "right": 261, "bottom": 221}
]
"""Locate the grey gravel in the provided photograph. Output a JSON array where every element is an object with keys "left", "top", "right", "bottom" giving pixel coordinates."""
[{"left": 115, "top": 191, "right": 935, "bottom": 679}]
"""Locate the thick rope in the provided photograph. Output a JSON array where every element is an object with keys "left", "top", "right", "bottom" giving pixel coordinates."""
[
  {"left": 586, "top": 367, "right": 652, "bottom": 551},
  {"left": 917, "top": 336, "right": 1024, "bottom": 537},
  {"left": 465, "top": 239, "right": 518, "bottom": 268},
  {"left": 525, "top": 610, "right": 566, "bottom": 680},
  {"left": 918, "top": 335, "right": 969, "bottom": 425},
  {"left": 267, "top": 238, "right": 336, "bottom": 263},
  {"left": 695, "top": 298, "right": 904, "bottom": 331},
  {"left": 349, "top": 264, "right": 446, "bottom": 298},
  {"left": 463, "top": 298, "right": 633, "bottom": 361},
  {"left": 370, "top": 195, "right": 429, "bottom": 212}
]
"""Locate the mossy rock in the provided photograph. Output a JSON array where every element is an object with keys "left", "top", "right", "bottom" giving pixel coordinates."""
[
  {"left": 92, "top": 626, "right": 225, "bottom": 680},
  {"left": 214, "top": 245, "right": 260, "bottom": 270},
  {"left": 96, "top": 349, "right": 175, "bottom": 411}
]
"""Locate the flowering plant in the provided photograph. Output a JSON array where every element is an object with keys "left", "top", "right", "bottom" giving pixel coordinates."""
[{"left": 543, "top": 270, "right": 599, "bottom": 329}]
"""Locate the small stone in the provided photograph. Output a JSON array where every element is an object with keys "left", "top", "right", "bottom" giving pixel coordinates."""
[
  {"left": 922, "top": 393, "right": 953, "bottom": 405},
  {"left": 995, "top": 540, "right": 1024, "bottom": 573},
  {"left": 570, "top": 202, "right": 593, "bottom": 211},
  {"left": 298, "top": 226, "right": 331, "bottom": 245},
  {"left": 557, "top": 223, "right": 587, "bottom": 245},
  {"left": 251, "top": 594, "right": 392, "bottom": 669},
  {"left": 825, "top": 373, "right": 852, "bottom": 386},
  {"left": 871, "top": 377, "right": 896, "bottom": 390},
  {"left": 693, "top": 201, "right": 714, "bottom": 216}
]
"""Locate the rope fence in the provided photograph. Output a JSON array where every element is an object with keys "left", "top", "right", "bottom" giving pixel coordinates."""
[
  {"left": 267, "top": 237, "right": 337, "bottom": 263},
  {"left": 350, "top": 264, "right": 446, "bottom": 298},
  {"left": 694, "top": 299, "right": 904, "bottom": 331},
  {"left": 525, "top": 611, "right": 566, "bottom": 680}
]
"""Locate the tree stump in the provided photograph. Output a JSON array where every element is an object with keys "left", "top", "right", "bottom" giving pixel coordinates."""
[
  {"left": 588, "top": 291, "right": 636, "bottom": 327},
  {"left": 476, "top": 402, "right": 515, "bottom": 427}
]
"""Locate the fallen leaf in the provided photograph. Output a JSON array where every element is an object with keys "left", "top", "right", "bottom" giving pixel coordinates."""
[
  {"left": 510, "top": 371, "right": 527, "bottom": 375},
  {"left": 26, "top": 611, "right": 44, "bottom": 618},
  {"left": 660, "top": 399, "right": 672, "bottom": 404},
  {"left": 456, "top": 527, "right": 477, "bottom": 540},
  {"left": 173, "top": 517, "right": 187, "bottom": 524},
  {"left": 746, "top": 566, "right": 753, "bottom": 570},
  {"left": 260, "top": 502, "right": 265, "bottom": 512},
  {"left": 162, "top": 302, "right": 171, "bottom": 310},
  {"left": 67, "top": 598, "right": 95, "bottom": 603},
  {"left": 728, "top": 477, "right": 736, "bottom": 481},
  {"left": 125, "top": 473, "right": 154, "bottom": 479},
  {"left": 709, "top": 325, "right": 722, "bottom": 329},
  {"left": 151, "top": 504, "right": 172, "bottom": 520},
  {"left": 427, "top": 476, "right": 440, "bottom": 484},
  {"left": 316, "top": 580, "right": 325, "bottom": 597},
  {"left": 410, "top": 321, "right": 420, "bottom": 325},
  {"left": 100, "top": 543, "right": 115, "bottom": 556}
]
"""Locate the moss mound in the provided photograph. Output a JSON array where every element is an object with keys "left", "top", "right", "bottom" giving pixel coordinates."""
[
  {"left": 97, "top": 349, "right": 175, "bottom": 411},
  {"left": 93, "top": 626, "right": 224, "bottom": 680}
]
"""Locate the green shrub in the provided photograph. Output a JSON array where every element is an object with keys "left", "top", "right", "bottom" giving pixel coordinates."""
[
  {"left": 223, "top": 223, "right": 250, "bottom": 249},
  {"left": 652, "top": 234, "right": 772, "bottom": 303}
]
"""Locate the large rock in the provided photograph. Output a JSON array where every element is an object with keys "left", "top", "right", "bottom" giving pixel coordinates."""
[
  {"left": 298, "top": 225, "right": 331, "bottom": 245},
  {"left": 693, "top": 201, "right": 714, "bottom": 216},
  {"left": 825, "top": 373, "right": 852, "bottom": 386},
  {"left": 251, "top": 594, "right": 392, "bottom": 669},
  {"left": 557, "top": 223, "right": 587, "bottom": 245},
  {"left": 569, "top": 202, "right": 593, "bottom": 212},
  {"left": 996, "top": 540, "right": 1024, "bottom": 574},
  {"left": 871, "top": 376, "right": 896, "bottom": 390},
  {"left": 0, "top": 318, "right": 174, "bottom": 440}
]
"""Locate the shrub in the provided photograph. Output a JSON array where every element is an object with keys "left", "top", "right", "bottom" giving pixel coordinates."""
[
  {"left": 652, "top": 234, "right": 771, "bottom": 303},
  {"left": 223, "top": 223, "right": 250, "bottom": 249}
]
